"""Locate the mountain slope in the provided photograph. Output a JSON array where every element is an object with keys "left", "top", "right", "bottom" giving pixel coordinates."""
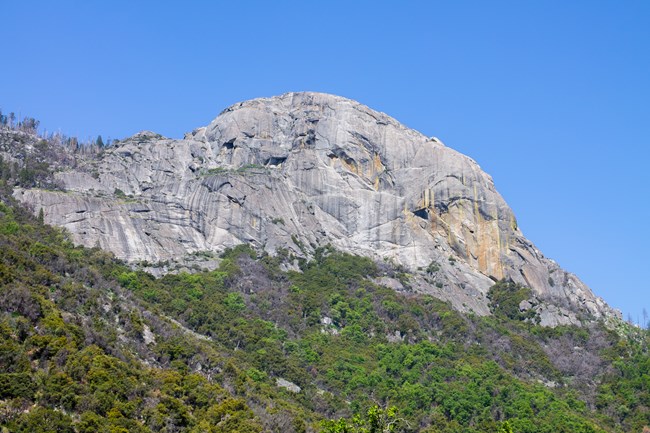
[
  {"left": 11, "top": 92, "right": 615, "bottom": 324},
  {"left": 1, "top": 186, "right": 649, "bottom": 432}
]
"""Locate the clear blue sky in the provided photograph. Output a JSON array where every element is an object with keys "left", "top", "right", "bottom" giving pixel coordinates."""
[{"left": 2, "top": 1, "right": 649, "bottom": 322}]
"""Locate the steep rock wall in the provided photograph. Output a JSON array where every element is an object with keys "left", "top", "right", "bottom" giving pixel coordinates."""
[{"left": 13, "top": 92, "right": 615, "bottom": 321}]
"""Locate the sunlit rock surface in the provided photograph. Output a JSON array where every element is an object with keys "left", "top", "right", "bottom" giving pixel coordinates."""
[{"left": 13, "top": 92, "right": 615, "bottom": 320}]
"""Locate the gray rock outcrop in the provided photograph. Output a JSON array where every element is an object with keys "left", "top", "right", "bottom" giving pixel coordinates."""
[{"left": 11, "top": 92, "right": 617, "bottom": 321}]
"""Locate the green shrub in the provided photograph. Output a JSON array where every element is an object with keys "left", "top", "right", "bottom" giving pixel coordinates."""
[{"left": 487, "top": 280, "right": 536, "bottom": 321}]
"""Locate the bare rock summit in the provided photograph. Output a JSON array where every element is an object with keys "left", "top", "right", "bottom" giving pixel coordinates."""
[{"left": 13, "top": 92, "right": 616, "bottom": 321}]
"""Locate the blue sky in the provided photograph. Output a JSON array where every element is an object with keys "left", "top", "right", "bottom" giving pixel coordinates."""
[{"left": 1, "top": 1, "right": 649, "bottom": 322}]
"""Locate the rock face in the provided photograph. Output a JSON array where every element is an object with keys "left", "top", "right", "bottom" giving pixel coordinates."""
[{"left": 12, "top": 92, "right": 616, "bottom": 320}]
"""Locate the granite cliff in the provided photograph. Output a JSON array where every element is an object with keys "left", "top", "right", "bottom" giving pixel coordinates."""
[{"left": 9, "top": 92, "right": 616, "bottom": 324}]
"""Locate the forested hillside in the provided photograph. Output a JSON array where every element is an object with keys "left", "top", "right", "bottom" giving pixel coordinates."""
[{"left": 1, "top": 118, "right": 649, "bottom": 432}]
